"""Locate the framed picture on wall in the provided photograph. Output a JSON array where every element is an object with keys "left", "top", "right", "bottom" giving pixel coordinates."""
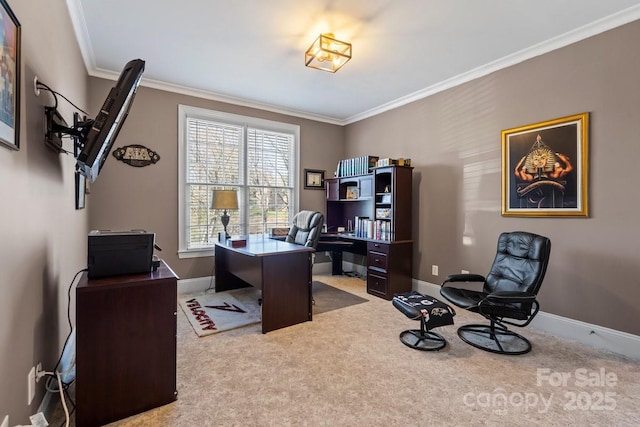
[
  {"left": 0, "top": 0, "right": 21, "bottom": 150},
  {"left": 304, "top": 169, "right": 325, "bottom": 189},
  {"left": 501, "top": 112, "right": 589, "bottom": 217}
]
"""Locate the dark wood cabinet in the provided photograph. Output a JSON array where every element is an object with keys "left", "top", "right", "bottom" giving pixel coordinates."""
[
  {"left": 76, "top": 260, "right": 178, "bottom": 427},
  {"left": 326, "top": 178, "right": 339, "bottom": 201},
  {"left": 325, "top": 165, "right": 413, "bottom": 299},
  {"left": 366, "top": 240, "right": 413, "bottom": 299}
]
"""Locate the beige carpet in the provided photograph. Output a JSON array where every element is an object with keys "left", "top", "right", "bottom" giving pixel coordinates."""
[{"left": 51, "top": 274, "right": 640, "bottom": 426}]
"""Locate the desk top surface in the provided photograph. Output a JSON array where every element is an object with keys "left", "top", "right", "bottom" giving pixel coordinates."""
[
  {"left": 78, "top": 259, "right": 178, "bottom": 289},
  {"left": 215, "top": 234, "right": 314, "bottom": 256}
]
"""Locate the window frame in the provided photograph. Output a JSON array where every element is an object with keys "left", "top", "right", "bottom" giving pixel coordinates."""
[{"left": 177, "top": 105, "right": 300, "bottom": 258}]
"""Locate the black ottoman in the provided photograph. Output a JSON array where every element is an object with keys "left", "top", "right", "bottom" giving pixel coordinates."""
[{"left": 392, "top": 291, "right": 456, "bottom": 351}]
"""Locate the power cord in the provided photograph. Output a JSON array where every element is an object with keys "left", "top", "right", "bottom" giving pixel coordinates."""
[
  {"left": 205, "top": 261, "right": 215, "bottom": 293},
  {"left": 36, "top": 81, "right": 90, "bottom": 116},
  {"left": 37, "top": 268, "right": 86, "bottom": 425},
  {"left": 56, "top": 371, "right": 70, "bottom": 427}
]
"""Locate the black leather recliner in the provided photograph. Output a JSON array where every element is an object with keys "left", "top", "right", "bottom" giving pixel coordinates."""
[{"left": 440, "top": 231, "right": 551, "bottom": 355}]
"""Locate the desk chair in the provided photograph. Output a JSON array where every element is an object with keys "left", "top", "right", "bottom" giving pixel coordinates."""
[
  {"left": 285, "top": 211, "right": 324, "bottom": 248},
  {"left": 440, "top": 231, "right": 551, "bottom": 355},
  {"left": 286, "top": 210, "right": 324, "bottom": 304}
]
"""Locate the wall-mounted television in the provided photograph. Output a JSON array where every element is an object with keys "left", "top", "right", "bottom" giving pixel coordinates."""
[
  {"left": 76, "top": 59, "right": 145, "bottom": 182},
  {"left": 43, "top": 59, "right": 145, "bottom": 182}
]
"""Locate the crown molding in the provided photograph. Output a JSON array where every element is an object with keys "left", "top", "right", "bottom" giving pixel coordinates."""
[
  {"left": 65, "top": 0, "right": 95, "bottom": 72},
  {"left": 343, "top": 5, "right": 640, "bottom": 125},
  {"left": 67, "top": 1, "right": 640, "bottom": 127}
]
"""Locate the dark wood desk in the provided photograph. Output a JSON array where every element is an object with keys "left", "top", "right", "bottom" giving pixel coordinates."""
[
  {"left": 215, "top": 235, "right": 314, "bottom": 333},
  {"left": 76, "top": 260, "right": 178, "bottom": 427},
  {"left": 317, "top": 233, "right": 412, "bottom": 300}
]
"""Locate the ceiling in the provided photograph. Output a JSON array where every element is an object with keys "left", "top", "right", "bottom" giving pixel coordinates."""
[{"left": 67, "top": 0, "right": 640, "bottom": 125}]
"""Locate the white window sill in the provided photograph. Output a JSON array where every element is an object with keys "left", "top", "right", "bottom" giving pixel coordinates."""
[{"left": 178, "top": 248, "right": 214, "bottom": 259}]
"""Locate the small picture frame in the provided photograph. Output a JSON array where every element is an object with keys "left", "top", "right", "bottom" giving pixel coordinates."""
[
  {"left": 304, "top": 169, "right": 325, "bottom": 189},
  {"left": 346, "top": 186, "right": 359, "bottom": 199}
]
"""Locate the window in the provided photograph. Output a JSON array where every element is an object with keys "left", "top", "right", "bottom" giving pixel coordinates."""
[{"left": 178, "top": 105, "right": 299, "bottom": 257}]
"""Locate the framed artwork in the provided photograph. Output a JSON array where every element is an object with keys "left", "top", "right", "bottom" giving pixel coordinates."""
[
  {"left": 0, "top": 0, "right": 21, "bottom": 150},
  {"left": 501, "top": 112, "right": 589, "bottom": 217},
  {"left": 304, "top": 169, "right": 325, "bottom": 189}
]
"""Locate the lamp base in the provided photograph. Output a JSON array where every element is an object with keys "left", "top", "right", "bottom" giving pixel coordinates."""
[{"left": 221, "top": 211, "right": 230, "bottom": 239}]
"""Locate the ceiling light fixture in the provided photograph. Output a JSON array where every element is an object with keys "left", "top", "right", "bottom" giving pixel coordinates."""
[{"left": 305, "top": 33, "right": 352, "bottom": 73}]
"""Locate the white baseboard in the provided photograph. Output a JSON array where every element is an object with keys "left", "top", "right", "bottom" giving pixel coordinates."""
[
  {"left": 413, "top": 279, "right": 640, "bottom": 360},
  {"left": 178, "top": 276, "right": 213, "bottom": 294}
]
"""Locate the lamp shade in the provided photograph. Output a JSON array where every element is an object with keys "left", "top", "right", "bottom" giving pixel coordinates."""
[{"left": 211, "top": 190, "right": 238, "bottom": 210}]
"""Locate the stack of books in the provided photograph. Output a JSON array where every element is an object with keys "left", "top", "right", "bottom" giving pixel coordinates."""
[
  {"left": 336, "top": 155, "right": 379, "bottom": 177},
  {"left": 353, "top": 217, "right": 392, "bottom": 240}
]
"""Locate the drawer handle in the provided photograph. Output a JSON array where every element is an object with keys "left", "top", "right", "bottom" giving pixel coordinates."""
[
  {"left": 374, "top": 258, "right": 380, "bottom": 263},
  {"left": 374, "top": 243, "right": 380, "bottom": 248}
]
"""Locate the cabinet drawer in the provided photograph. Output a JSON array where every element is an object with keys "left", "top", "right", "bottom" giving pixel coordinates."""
[
  {"left": 368, "top": 241, "right": 390, "bottom": 254},
  {"left": 367, "top": 272, "right": 387, "bottom": 297},
  {"left": 367, "top": 251, "right": 388, "bottom": 271}
]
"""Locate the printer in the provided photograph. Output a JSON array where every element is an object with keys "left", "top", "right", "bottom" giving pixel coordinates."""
[{"left": 88, "top": 230, "right": 155, "bottom": 279}]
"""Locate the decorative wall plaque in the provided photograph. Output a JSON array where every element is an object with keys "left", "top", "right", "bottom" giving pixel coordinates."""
[{"left": 112, "top": 144, "right": 160, "bottom": 167}]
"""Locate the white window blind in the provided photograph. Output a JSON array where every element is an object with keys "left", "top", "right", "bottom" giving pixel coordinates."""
[{"left": 178, "top": 105, "right": 299, "bottom": 257}]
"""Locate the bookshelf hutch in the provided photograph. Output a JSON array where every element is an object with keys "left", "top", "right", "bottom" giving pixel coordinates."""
[{"left": 324, "top": 165, "right": 413, "bottom": 299}]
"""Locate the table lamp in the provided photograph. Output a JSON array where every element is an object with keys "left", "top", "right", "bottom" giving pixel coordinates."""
[{"left": 211, "top": 189, "right": 238, "bottom": 239}]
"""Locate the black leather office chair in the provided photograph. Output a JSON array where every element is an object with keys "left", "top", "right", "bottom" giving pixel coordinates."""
[
  {"left": 440, "top": 231, "right": 551, "bottom": 355},
  {"left": 285, "top": 211, "right": 324, "bottom": 249},
  {"left": 285, "top": 210, "right": 324, "bottom": 305}
]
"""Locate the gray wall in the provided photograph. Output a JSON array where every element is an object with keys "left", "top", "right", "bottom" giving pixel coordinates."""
[
  {"left": 86, "top": 80, "right": 344, "bottom": 279},
  {"left": 0, "top": 0, "right": 88, "bottom": 422},
  {"left": 345, "top": 20, "right": 640, "bottom": 335}
]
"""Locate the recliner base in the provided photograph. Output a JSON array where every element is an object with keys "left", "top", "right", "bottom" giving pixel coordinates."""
[
  {"left": 457, "top": 323, "right": 532, "bottom": 355},
  {"left": 399, "top": 329, "right": 446, "bottom": 351}
]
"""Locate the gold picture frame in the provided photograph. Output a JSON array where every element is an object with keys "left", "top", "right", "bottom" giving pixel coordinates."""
[{"left": 501, "top": 112, "right": 589, "bottom": 217}]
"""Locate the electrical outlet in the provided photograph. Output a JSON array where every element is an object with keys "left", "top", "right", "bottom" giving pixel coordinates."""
[
  {"left": 431, "top": 265, "right": 438, "bottom": 276},
  {"left": 34, "top": 76, "right": 41, "bottom": 96},
  {"left": 1, "top": 415, "right": 9, "bottom": 427},
  {"left": 28, "top": 366, "right": 36, "bottom": 405},
  {"left": 461, "top": 269, "right": 469, "bottom": 274}
]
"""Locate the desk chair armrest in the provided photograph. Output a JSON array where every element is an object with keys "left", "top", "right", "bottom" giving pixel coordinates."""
[
  {"left": 441, "top": 273, "right": 485, "bottom": 287},
  {"left": 486, "top": 291, "right": 536, "bottom": 304}
]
